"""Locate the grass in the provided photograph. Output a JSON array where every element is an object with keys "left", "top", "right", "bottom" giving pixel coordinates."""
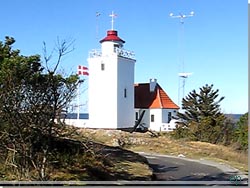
[
  {"left": 52, "top": 128, "right": 153, "bottom": 181},
  {"left": 110, "top": 161, "right": 152, "bottom": 180},
  {"left": 78, "top": 128, "right": 248, "bottom": 175},
  {"left": 130, "top": 137, "right": 248, "bottom": 174},
  {"left": 0, "top": 128, "right": 153, "bottom": 181},
  {"left": 48, "top": 136, "right": 153, "bottom": 181},
  {"left": 1, "top": 127, "right": 247, "bottom": 181}
]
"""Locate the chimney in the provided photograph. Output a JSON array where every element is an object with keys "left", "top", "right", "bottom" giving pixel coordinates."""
[{"left": 149, "top": 78, "right": 157, "bottom": 92}]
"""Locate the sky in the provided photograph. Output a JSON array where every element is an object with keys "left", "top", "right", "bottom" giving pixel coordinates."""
[{"left": 1, "top": 0, "right": 248, "bottom": 114}]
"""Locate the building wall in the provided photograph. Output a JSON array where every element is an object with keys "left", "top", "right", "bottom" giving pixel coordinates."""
[
  {"left": 135, "top": 108, "right": 163, "bottom": 131},
  {"left": 149, "top": 109, "right": 163, "bottom": 132},
  {"left": 88, "top": 41, "right": 135, "bottom": 129},
  {"left": 135, "top": 108, "right": 150, "bottom": 128},
  {"left": 135, "top": 108, "right": 179, "bottom": 132},
  {"left": 88, "top": 53, "right": 118, "bottom": 129},
  {"left": 161, "top": 109, "right": 178, "bottom": 131},
  {"left": 162, "top": 109, "right": 178, "bottom": 123},
  {"left": 117, "top": 56, "right": 135, "bottom": 128}
]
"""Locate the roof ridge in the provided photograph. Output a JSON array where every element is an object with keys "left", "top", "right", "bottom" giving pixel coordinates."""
[
  {"left": 158, "top": 84, "right": 179, "bottom": 109},
  {"left": 156, "top": 85, "right": 163, "bottom": 108},
  {"left": 158, "top": 85, "right": 165, "bottom": 108},
  {"left": 134, "top": 82, "right": 179, "bottom": 109}
]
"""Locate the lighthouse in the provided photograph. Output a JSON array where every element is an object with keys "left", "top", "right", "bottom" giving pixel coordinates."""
[{"left": 88, "top": 14, "right": 136, "bottom": 129}]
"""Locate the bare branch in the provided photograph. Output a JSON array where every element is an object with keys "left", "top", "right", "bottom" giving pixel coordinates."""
[
  {"left": 42, "top": 41, "right": 54, "bottom": 72},
  {"left": 53, "top": 37, "right": 75, "bottom": 73}
]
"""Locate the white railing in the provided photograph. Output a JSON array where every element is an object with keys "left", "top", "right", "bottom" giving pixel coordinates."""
[
  {"left": 89, "top": 48, "right": 135, "bottom": 60},
  {"left": 89, "top": 49, "right": 102, "bottom": 58},
  {"left": 115, "top": 47, "right": 135, "bottom": 60}
]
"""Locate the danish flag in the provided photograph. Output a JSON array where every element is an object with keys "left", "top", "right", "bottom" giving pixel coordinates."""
[{"left": 77, "top": 65, "right": 89, "bottom": 76}]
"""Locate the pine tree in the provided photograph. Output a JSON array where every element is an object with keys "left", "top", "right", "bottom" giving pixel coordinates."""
[
  {"left": 234, "top": 113, "right": 248, "bottom": 150},
  {"left": 176, "top": 84, "right": 225, "bottom": 143}
]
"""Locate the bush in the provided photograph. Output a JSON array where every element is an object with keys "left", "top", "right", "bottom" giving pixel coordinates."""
[
  {"left": 234, "top": 113, "right": 248, "bottom": 150},
  {"left": 170, "top": 127, "right": 194, "bottom": 140}
]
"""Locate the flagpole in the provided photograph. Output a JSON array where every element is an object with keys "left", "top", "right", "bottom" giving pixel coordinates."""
[
  {"left": 77, "top": 80, "right": 80, "bottom": 121},
  {"left": 76, "top": 65, "right": 88, "bottom": 126}
]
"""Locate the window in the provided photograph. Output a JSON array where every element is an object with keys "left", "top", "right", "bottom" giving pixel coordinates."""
[
  {"left": 124, "top": 88, "right": 127, "bottom": 98},
  {"left": 101, "top": 63, "right": 105, "bottom": 71},
  {"left": 151, "top": 114, "right": 154, "bottom": 122},
  {"left": 168, "top": 112, "right": 172, "bottom": 123},
  {"left": 135, "top": 112, "right": 139, "bottom": 120},
  {"left": 114, "top": 44, "right": 119, "bottom": 52}
]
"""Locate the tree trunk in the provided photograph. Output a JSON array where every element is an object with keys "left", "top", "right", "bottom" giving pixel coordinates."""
[{"left": 40, "top": 148, "right": 48, "bottom": 180}]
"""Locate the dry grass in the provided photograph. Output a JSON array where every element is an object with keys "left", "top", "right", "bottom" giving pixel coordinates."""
[
  {"left": 186, "top": 141, "right": 248, "bottom": 173},
  {"left": 0, "top": 128, "right": 153, "bottom": 181},
  {"left": 131, "top": 138, "right": 248, "bottom": 174},
  {"left": 77, "top": 128, "right": 248, "bottom": 175},
  {"left": 110, "top": 161, "right": 152, "bottom": 180},
  {"left": 66, "top": 128, "right": 153, "bottom": 180},
  {"left": 50, "top": 168, "right": 89, "bottom": 181},
  {"left": 3, "top": 128, "right": 244, "bottom": 181}
]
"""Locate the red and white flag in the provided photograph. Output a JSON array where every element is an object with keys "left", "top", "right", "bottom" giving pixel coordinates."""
[{"left": 78, "top": 65, "right": 89, "bottom": 76}]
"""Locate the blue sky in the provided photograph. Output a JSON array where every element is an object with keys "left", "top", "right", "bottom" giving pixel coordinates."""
[{"left": 1, "top": 0, "right": 248, "bottom": 114}]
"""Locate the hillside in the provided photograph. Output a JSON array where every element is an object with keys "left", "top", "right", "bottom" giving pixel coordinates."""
[
  {"left": 0, "top": 132, "right": 152, "bottom": 181},
  {"left": 1, "top": 127, "right": 246, "bottom": 182},
  {"left": 77, "top": 128, "right": 248, "bottom": 175}
]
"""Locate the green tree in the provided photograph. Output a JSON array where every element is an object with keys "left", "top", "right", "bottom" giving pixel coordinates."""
[
  {"left": 234, "top": 113, "right": 248, "bottom": 150},
  {"left": 0, "top": 36, "right": 79, "bottom": 180},
  {"left": 219, "top": 117, "right": 236, "bottom": 145},
  {"left": 175, "top": 84, "right": 226, "bottom": 143}
]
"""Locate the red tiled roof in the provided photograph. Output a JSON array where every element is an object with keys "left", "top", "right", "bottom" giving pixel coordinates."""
[
  {"left": 100, "top": 30, "right": 125, "bottom": 43},
  {"left": 134, "top": 83, "right": 179, "bottom": 109}
]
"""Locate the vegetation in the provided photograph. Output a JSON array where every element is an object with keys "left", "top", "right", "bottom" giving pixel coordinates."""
[
  {"left": 0, "top": 128, "right": 152, "bottom": 181},
  {"left": 173, "top": 84, "right": 247, "bottom": 150},
  {"left": 0, "top": 37, "right": 247, "bottom": 181},
  {"left": 80, "top": 129, "right": 248, "bottom": 174},
  {"left": 233, "top": 113, "right": 248, "bottom": 150},
  {"left": 174, "top": 84, "right": 226, "bottom": 143},
  {"left": 0, "top": 36, "right": 80, "bottom": 180},
  {"left": 0, "top": 36, "right": 152, "bottom": 181}
]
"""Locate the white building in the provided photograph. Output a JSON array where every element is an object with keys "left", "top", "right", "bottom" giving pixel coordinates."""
[
  {"left": 65, "top": 27, "right": 179, "bottom": 132},
  {"left": 134, "top": 79, "right": 180, "bottom": 132},
  {"left": 88, "top": 30, "right": 136, "bottom": 129}
]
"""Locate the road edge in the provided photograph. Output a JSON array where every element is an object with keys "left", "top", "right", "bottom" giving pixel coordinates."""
[{"left": 136, "top": 151, "right": 248, "bottom": 181}]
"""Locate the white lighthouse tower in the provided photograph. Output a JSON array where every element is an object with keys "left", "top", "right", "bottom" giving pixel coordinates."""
[{"left": 88, "top": 14, "right": 136, "bottom": 129}]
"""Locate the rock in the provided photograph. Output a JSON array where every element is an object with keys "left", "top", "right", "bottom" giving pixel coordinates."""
[
  {"left": 178, "top": 154, "right": 185, "bottom": 158},
  {"left": 112, "top": 139, "right": 120, "bottom": 147}
]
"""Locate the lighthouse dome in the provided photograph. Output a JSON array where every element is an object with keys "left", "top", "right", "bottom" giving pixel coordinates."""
[{"left": 100, "top": 30, "right": 125, "bottom": 44}]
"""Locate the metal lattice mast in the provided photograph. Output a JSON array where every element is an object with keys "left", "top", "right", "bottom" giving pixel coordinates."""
[
  {"left": 96, "top": 12, "right": 101, "bottom": 40},
  {"left": 170, "top": 11, "right": 194, "bottom": 109}
]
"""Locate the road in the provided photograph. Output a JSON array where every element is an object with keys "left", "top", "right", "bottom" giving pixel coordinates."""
[{"left": 138, "top": 152, "right": 248, "bottom": 185}]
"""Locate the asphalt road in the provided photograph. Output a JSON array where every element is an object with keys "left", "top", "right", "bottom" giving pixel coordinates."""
[{"left": 138, "top": 152, "right": 248, "bottom": 185}]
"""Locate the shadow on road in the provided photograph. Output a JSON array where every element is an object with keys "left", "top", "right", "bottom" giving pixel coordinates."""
[
  {"left": 179, "top": 172, "right": 235, "bottom": 181},
  {"left": 149, "top": 163, "right": 178, "bottom": 173},
  {"left": 148, "top": 159, "right": 247, "bottom": 182}
]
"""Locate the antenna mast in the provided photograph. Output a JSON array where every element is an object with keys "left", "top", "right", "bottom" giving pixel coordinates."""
[
  {"left": 96, "top": 12, "right": 101, "bottom": 40},
  {"left": 170, "top": 11, "right": 194, "bottom": 109}
]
